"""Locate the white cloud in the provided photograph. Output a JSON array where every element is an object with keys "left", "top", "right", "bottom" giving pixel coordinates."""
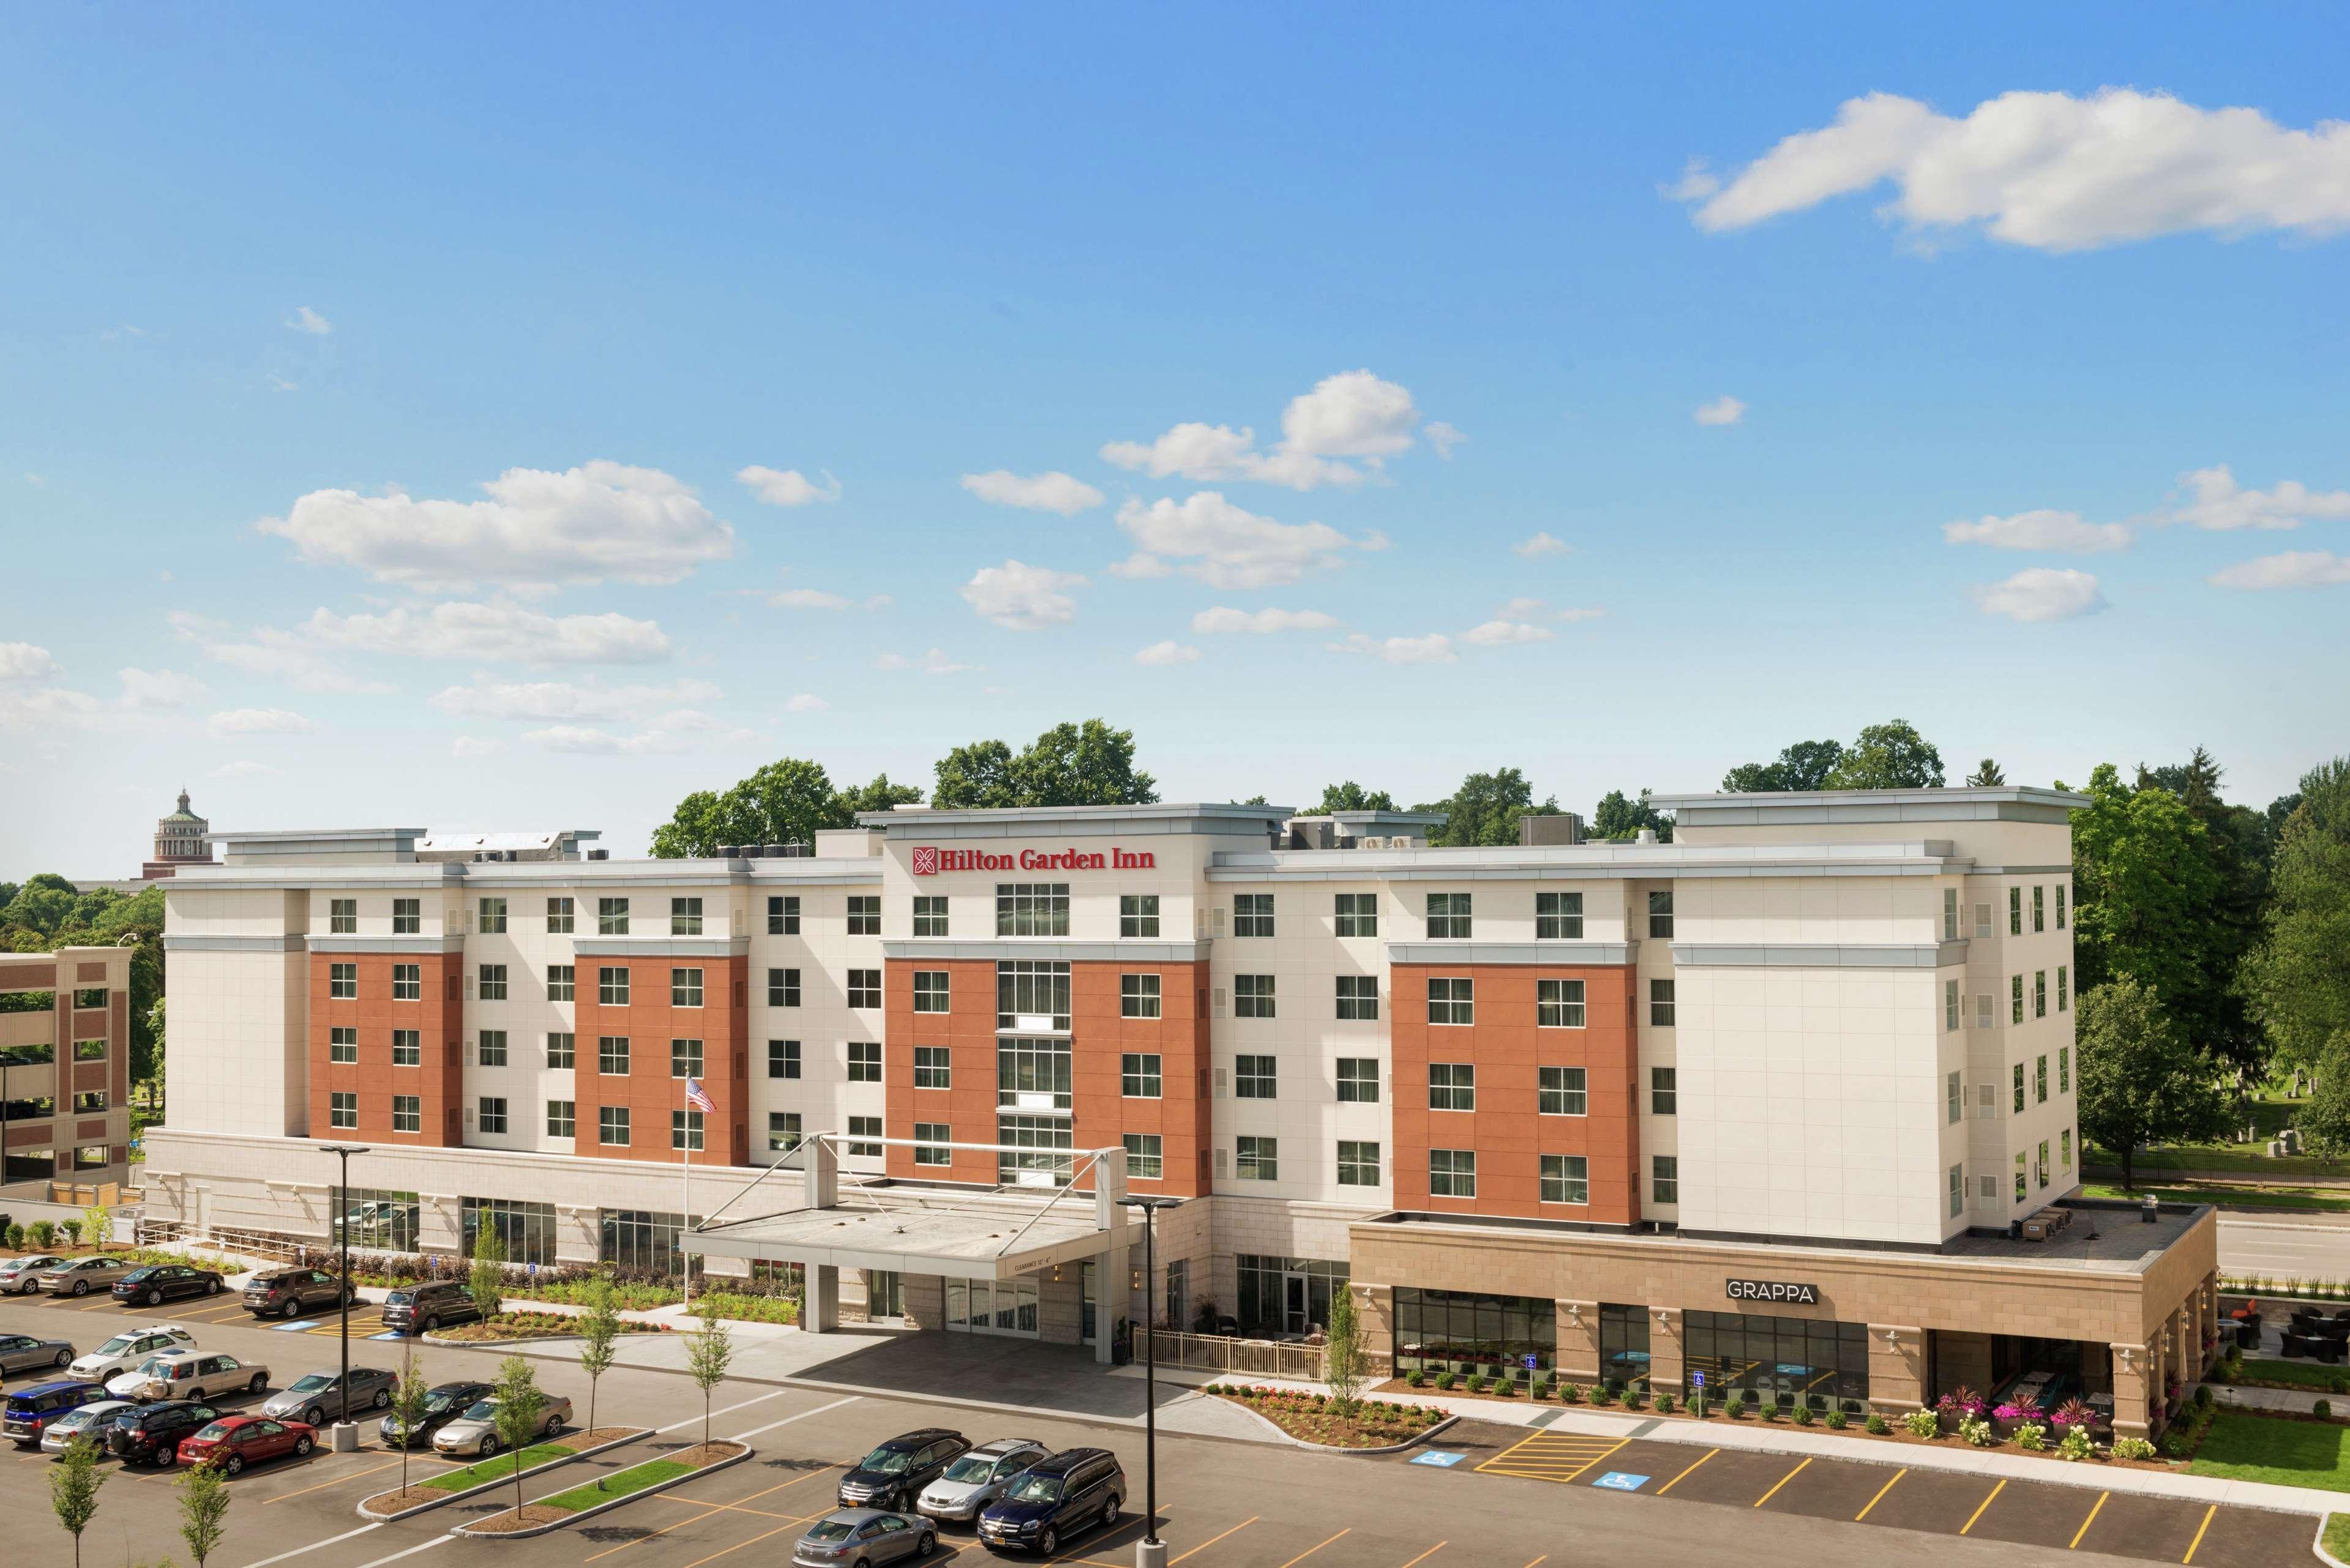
[
  {"left": 451, "top": 736, "right": 504, "bottom": 758},
  {"left": 118, "top": 668, "right": 211, "bottom": 707},
  {"left": 1106, "top": 553, "right": 1173, "bottom": 580},
  {"left": 784, "top": 693, "right": 829, "bottom": 713},
  {"left": 208, "top": 707, "right": 317, "bottom": 735},
  {"left": 960, "top": 470, "right": 1106, "bottom": 515},
  {"left": 211, "top": 760, "right": 280, "bottom": 777},
  {"left": 1102, "top": 371, "right": 1432, "bottom": 491},
  {"left": 1461, "top": 620, "right": 1555, "bottom": 646},
  {"left": 960, "top": 560, "right": 1085, "bottom": 630},
  {"left": 168, "top": 611, "right": 392, "bottom": 693},
  {"left": 0, "top": 668, "right": 206, "bottom": 730},
  {"left": 1115, "top": 492, "right": 1372, "bottom": 589},
  {"left": 1970, "top": 567, "right": 2107, "bottom": 622},
  {"left": 1134, "top": 641, "right": 1202, "bottom": 666},
  {"left": 1191, "top": 607, "right": 1341, "bottom": 634},
  {"left": 286, "top": 305, "right": 332, "bottom": 335},
  {"left": 0, "top": 643, "right": 60, "bottom": 682},
  {"left": 1944, "top": 509, "right": 2133, "bottom": 553},
  {"left": 1327, "top": 632, "right": 1458, "bottom": 665},
  {"left": 743, "top": 573, "right": 892, "bottom": 611},
  {"left": 428, "top": 676, "right": 722, "bottom": 721},
  {"left": 1682, "top": 88, "right": 2350, "bottom": 252},
  {"left": 1511, "top": 531, "right": 1570, "bottom": 559},
  {"left": 1424, "top": 421, "right": 1467, "bottom": 460},
  {"left": 2208, "top": 550, "right": 2350, "bottom": 590},
  {"left": 735, "top": 466, "right": 842, "bottom": 507},
  {"left": 302, "top": 602, "right": 672, "bottom": 664},
  {"left": 875, "top": 648, "right": 979, "bottom": 676},
  {"left": 523, "top": 709, "right": 751, "bottom": 755},
  {"left": 258, "top": 460, "right": 735, "bottom": 591},
  {"left": 2164, "top": 465, "right": 2350, "bottom": 531},
  {"left": 1694, "top": 395, "right": 1747, "bottom": 427}
]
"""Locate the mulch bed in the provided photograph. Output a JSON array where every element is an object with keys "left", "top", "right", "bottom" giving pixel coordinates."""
[
  {"left": 564, "top": 1425, "right": 645, "bottom": 1449},
  {"left": 667, "top": 1442, "right": 738, "bottom": 1466},
  {"left": 365, "top": 1486, "right": 451, "bottom": 1512},
  {"left": 461, "top": 1505, "right": 574, "bottom": 1534},
  {"left": 1210, "top": 1387, "right": 1448, "bottom": 1448},
  {"left": 433, "top": 1311, "right": 674, "bottom": 1342}
]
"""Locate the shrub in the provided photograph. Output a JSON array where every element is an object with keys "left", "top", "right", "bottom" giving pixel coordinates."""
[
  {"left": 2111, "top": 1436, "right": 2158, "bottom": 1462},
  {"left": 1825, "top": 1409, "right": 1847, "bottom": 1430},
  {"left": 1533, "top": 1378, "right": 1554, "bottom": 1400},
  {"left": 1590, "top": 1385, "right": 1615, "bottom": 1407},
  {"left": 1562, "top": 1383, "right": 1583, "bottom": 1404},
  {"left": 1726, "top": 1398, "right": 1748, "bottom": 1420},
  {"left": 2058, "top": 1426, "right": 2094, "bottom": 1462},
  {"left": 29, "top": 1220, "right": 56, "bottom": 1248},
  {"left": 1792, "top": 1403, "right": 1814, "bottom": 1425},
  {"left": 1436, "top": 1372, "right": 1457, "bottom": 1391},
  {"left": 1865, "top": 1412, "right": 1888, "bottom": 1435},
  {"left": 60, "top": 1219, "right": 83, "bottom": 1246},
  {"left": 1959, "top": 1416, "right": 1996, "bottom": 1447},
  {"left": 2193, "top": 1384, "right": 2212, "bottom": 1409},
  {"left": 4, "top": 1223, "right": 21, "bottom": 1249},
  {"left": 1466, "top": 1374, "right": 1488, "bottom": 1394},
  {"left": 1903, "top": 1409, "right": 1940, "bottom": 1438},
  {"left": 2015, "top": 1423, "right": 2048, "bottom": 1452},
  {"left": 1406, "top": 1369, "right": 1426, "bottom": 1389},
  {"left": 1622, "top": 1388, "right": 1645, "bottom": 1410},
  {"left": 2333, "top": 1376, "right": 2349, "bottom": 1395},
  {"left": 1655, "top": 1392, "right": 1677, "bottom": 1414},
  {"left": 1761, "top": 1395, "right": 1781, "bottom": 1421},
  {"left": 2318, "top": 1399, "right": 2334, "bottom": 1420},
  {"left": 1495, "top": 1379, "right": 1518, "bottom": 1398},
  {"left": 1690, "top": 1394, "right": 1708, "bottom": 1419}
]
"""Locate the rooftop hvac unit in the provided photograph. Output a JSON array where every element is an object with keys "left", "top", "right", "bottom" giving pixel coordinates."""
[
  {"left": 1390, "top": 836, "right": 1415, "bottom": 849},
  {"left": 1358, "top": 836, "right": 1386, "bottom": 849},
  {"left": 717, "top": 844, "right": 739, "bottom": 857},
  {"left": 765, "top": 844, "right": 788, "bottom": 857}
]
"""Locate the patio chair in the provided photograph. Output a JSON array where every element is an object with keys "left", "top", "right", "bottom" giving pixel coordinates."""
[
  {"left": 2280, "top": 1332, "right": 2307, "bottom": 1358},
  {"left": 2322, "top": 1340, "right": 2348, "bottom": 1365}
]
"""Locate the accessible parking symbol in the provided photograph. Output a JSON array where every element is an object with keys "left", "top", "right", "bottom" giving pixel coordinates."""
[
  {"left": 1411, "top": 1450, "right": 1467, "bottom": 1468},
  {"left": 1593, "top": 1471, "right": 1650, "bottom": 1491}
]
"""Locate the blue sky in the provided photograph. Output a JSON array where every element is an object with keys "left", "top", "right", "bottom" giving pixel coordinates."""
[{"left": 5, "top": 4, "right": 2347, "bottom": 872}]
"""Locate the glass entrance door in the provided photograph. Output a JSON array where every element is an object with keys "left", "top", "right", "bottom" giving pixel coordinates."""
[{"left": 1284, "top": 1274, "right": 1310, "bottom": 1335}]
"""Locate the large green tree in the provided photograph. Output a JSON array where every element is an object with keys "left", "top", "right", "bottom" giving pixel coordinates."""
[
  {"left": 1590, "top": 788, "right": 1673, "bottom": 843},
  {"left": 1311, "top": 781, "right": 1397, "bottom": 813},
  {"left": 931, "top": 719, "right": 1158, "bottom": 809},
  {"left": 648, "top": 758, "right": 925, "bottom": 856},
  {"left": 2251, "top": 758, "right": 2350, "bottom": 1071},
  {"left": 2074, "top": 976, "right": 2230, "bottom": 1190},
  {"left": 1824, "top": 720, "right": 1944, "bottom": 789},
  {"left": 2130, "top": 747, "right": 2272, "bottom": 1075},
  {"left": 1721, "top": 739, "right": 1844, "bottom": 793},
  {"left": 1421, "top": 768, "right": 1558, "bottom": 847},
  {"left": 0, "top": 881, "right": 166, "bottom": 1085},
  {"left": 2068, "top": 763, "right": 2222, "bottom": 1045}
]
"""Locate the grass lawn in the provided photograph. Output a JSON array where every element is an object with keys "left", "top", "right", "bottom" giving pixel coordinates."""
[
  {"left": 2326, "top": 1514, "right": 2350, "bottom": 1560},
  {"left": 424, "top": 1443, "right": 574, "bottom": 1491},
  {"left": 536, "top": 1458, "right": 694, "bottom": 1512},
  {"left": 2082, "top": 1181, "right": 2350, "bottom": 1213},
  {"left": 2188, "top": 1412, "right": 2350, "bottom": 1493},
  {"left": 2229, "top": 1359, "right": 2350, "bottom": 1392}
]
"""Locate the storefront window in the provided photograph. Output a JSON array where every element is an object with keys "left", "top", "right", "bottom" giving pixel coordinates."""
[
  {"left": 1684, "top": 1310, "right": 1871, "bottom": 1411},
  {"left": 1394, "top": 1287, "right": 1555, "bottom": 1381},
  {"left": 1599, "top": 1302, "right": 1650, "bottom": 1388},
  {"left": 331, "top": 1187, "right": 421, "bottom": 1252},
  {"left": 461, "top": 1196, "right": 558, "bottom": 1266},
  {"left": 599, "top": 1209, "right": 700, "bottom": 1276},
  {"left": 1237, "top": 1255, "right": 1348, "bottom": 1336}
]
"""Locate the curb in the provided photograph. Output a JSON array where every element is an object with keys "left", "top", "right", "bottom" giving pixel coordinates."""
[
  {"left": 1208, "top": 1396, "right": 1459, "bottom": 1454},
  {"left": 451, "top": 1439, "right": 754, "bottom": 1538},
  {"left": 2316, "top": 1513, "right": 2348, "bottom": 1568},
  {"left": 354, "top": 1426, "right": 651, "bottom": 1522},
  {"left": 420, "top": 1331, "right": 586, "bottom": 1348}
]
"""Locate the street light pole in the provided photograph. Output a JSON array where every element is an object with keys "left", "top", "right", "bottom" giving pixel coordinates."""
[
  {"left": 320, "top": 1143, "right": 370, "bottom": 1452},
  {"left": 1116, "top": 1194, "right": 1181, "bottom": 1568}
]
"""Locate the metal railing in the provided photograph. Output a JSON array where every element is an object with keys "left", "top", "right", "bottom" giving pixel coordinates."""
[{"left": 1151, "top": 1329, "right": 1349, "bottom": 1381}]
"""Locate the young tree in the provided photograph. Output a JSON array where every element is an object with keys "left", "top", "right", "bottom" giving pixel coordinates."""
[
  {"left": 389, "top": 1343, "right": 432, "bottom": 1497},
  {"left": 1312, "top": 781, "right": 1397, "bottom": 813},
  {"left": 468, "top": 1226, "right": 507, "bottom": 1321},
  {"left": 1824, "top": 720, "right": 1944, "bottom": 789},
  {"left": 2075, "top": 976, "right": 2230, "bottom": 1190},
  {"left": 48, "top": 1433, "right": 105, "bottom": 1568},
  {"left": 686, "top": 1316, "right": 736, "bottom": 1448},
  {"left": 1965, "top": 758, "right": 2007, "bottom": 786},
  {"left": 176, "top": 1457, "right": 230, "bottom": 1568},
  {"left": 83, "top": 1201, "right": 110, "bottom": 1249},
  {"left": 490, "top": 1356, "right": 547, "bottom": 1517},
  {"left": 577, "top": 1274, "right": 622, "bottom": 1437},
  {"left": 1323, "top": 1285, "right": 1364, "bottom": 1415}
]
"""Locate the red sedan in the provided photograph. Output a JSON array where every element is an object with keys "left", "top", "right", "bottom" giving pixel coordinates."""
[{"left": 177, "top": 1415, "right": 318, "bottom": 1475}]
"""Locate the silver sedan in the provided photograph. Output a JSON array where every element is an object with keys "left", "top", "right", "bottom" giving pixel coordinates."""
[
  {"left": 40, "top": 1400, "right": 136, "bottom": 1455},
  {"left": 793, "top": 1510, "right": 936, "bottom": 1566},
  {"left": 0, "top": 1256, "right": 65, "bottom": 1296},
  {"left": 428, "top": 1393, "right": 572, "bottom": 1457},
  {"left": 0, "top": 1332, "right": 77, "bottom": 1378}
]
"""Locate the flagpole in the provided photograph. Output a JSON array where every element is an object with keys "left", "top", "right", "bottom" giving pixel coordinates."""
[{"left": 682, "top": 1079, "right": 694, "bottom": 1317}]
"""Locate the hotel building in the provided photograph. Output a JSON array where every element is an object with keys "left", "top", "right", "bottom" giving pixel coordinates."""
[
  {"left": 144, "top": 787, "right": 2217, "bottom": 1438},
  {"left": 0, "top": 945, "right": 135, "bottom": 1184}
]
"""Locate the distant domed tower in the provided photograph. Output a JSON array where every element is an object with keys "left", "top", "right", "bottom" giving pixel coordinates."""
[{"left": 143, "top": 788, "right": 215, "bottom": 879}]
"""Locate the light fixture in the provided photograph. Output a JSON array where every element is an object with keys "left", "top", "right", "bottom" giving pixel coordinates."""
[
  {"left": 1881, "top": 1326, "right": 1901, "bottom": 1346},
  {"left": 1566, "top": 1302, "right": 1582, "bottom": 1326}
]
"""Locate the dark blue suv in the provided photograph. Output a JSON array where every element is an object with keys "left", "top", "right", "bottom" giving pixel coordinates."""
[
  {"left": 2, "top": 1380, "right": 110, "bottom": 1446},
  {"left": 976, "top": 1447, "right": 1124, "bottom": 1556}
]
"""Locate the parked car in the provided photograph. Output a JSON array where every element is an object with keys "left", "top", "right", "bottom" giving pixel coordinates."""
[
  {"left": 378, "top": 1379, "right": 492, "bottom": 1449},
  {"left": 976, "top": 1447, "right": 1126, "bottom": 1557},
  {"left": 39, "top": 1398, "right": 135, "bottom": 1455},
  {"left": 381, "top": 1281, "right": 483, "bottom": 1335},
  {"left": 2, "top": 1380, "right": 111, "bottom": 1446},
  {"left": 34, "top": 1256, "right": 140, "bottom": 1297},
  {"left": 108, "top": 1400, "right": 222, "bottom": 1466},
  {"left": 70, "top": 1325, "right": 195, "bottom": 1382},
  {"left": 242, "top": 1267, "right": 354, "bottom": 1321},
  {"left": 106, "top": 1350, "right": 267, "bottom": 1404},
  {"left": 0, "top": 1255, "right": 65, "bottom": 1295},
  {"left": 264, "top": 1366, "right": 397, "bottom": 1427},
  {"left": 176, "top": 1414, "right": 317, "bottom": 1475},
  {"left": 793, "top": 1510, "right": 937, "bottom": 1566},
  {"left": 916, "top": 1438, "right": 1048, "bottom": 1523},
  {"left": 839, "top": 1428, "right": 971, "bottom": 1513},
  {"left": 428, "top": 1392, "right": 572, "bottom": 1457},
  {"left": 0, "top": 1331, "right": 77, "bottom": 1378},
  {"left": 113, "top": 1264, "right": 225, "bottom": 1308}
]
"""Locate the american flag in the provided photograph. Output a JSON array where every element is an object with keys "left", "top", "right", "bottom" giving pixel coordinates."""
[{"left": 684, "top": 1076, "right": 714, "bottom": 1114}]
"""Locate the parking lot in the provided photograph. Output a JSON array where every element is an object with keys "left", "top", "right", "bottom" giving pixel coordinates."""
[{"left": 0, "top": 1286, "right": 2321, "bottom": 1568}]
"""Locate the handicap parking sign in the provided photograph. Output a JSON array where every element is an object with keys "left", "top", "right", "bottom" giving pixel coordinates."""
[
  {"left": 1410, "top": 1450, "right": 1467, "bottom": 1468},
  {"left": 1689, "top": 1371, "right": 1706, "bottom": 1389},
  {"left": 1593, "top": 1472, "right": 1650, "bottom": 1491}
]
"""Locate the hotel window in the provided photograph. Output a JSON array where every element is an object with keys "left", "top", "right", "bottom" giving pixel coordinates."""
[
  {"left": 1426, "top": 976, "right": 1474, "bottom": 1025},
  {"left": 2035, "top": 1054, "right": 2048, "bottom": 1103},
  {"left": 599, "top": 1106, "right": 631, "bottom": 1146},
  {"left": 1942, "top": 887, "right": 1959, "bottom": 941},
  {"left": 2059, "top": 1046, "right": 2070, "bottom": 1094},
  {"left": 1336, "top": 1058, "right": 1380, "bottom": 1103},
  {"left": 672, "top": 1110, "right": 705, "bottom": 1151},
  {"left": 1537, "top": 979, "right": 1585, "bottom": 1028},
  {"left": 599, "top": 1036, "right": 631, "bottom": 1075},
  {"left": 1426, "top": 892, "right": 1472, "bottom": 938},
  {"left": 1653, "top": 1154, "right": 1679, "bottom": 1205},
  {"left": 916, "top": 1123, "right": 953, "bottom": 1166},
  {"left": 480, "top": 897, "right": 507, "bottom": 935},
  {"left": 2033, "top": 886, "right": 2045, "bottom": 933},
  {"left": 768, "top": 967, "right": 800, "bottom": 1007},
  {"left": 1975, "top": 902, "right": 1995, "bottom": 939},
  {"left": 547, "top": 897, "right": 575, "bottom": 934},
  {"left": 848, "top": 1040, "right": 881, "bottom": 1083},
  {"left": 998, "top": 960, "right": 1072, "bottom": 1029},
  {"left": 1651, "top": 1066, "right": 1677, "bottom": 1115},
  {"left": 1648, "top": 890, "right": 1674, "bottom": 938},
  {"left": 1431, "top": 1148, "right": 1478, "bottom": 1198},
  {"left": 1538, "top": 1153, "right": 1585, "bottom": 1205},
  {"left": 479, "top": 1097, "right": 508, "bottom": 1135},
  {"left": 767, "top": 1039, "right": 800, "bottom": 1079},
  {"left": 768, "top": 1112, "right": 803, "bottom": 1152},
  {"left": 842, "top": 1115, "right": 881, "bottom": 1158},
  {"left": 547, "top": 1032, "right": 575, "bottom": 1069},
  {"left": 671, "top": 897, "right": 703, "bottom": 936},
  {"left": 913, "top": 895, "right": 949, "bottom": 937},
  {"left": 2062, "top": 1128, "right": 2073, "bottom": 1168},
  {"left": 2009, "top": 887, "right": 2023, "bottom": 936},
  {"left": 1949, "top": 1163, "right": 1965, "bottom": 1219},
  {"left": 1233, "top": 893, "right": 1274, "bottom": 937},
  {"left": 768, "top": 895, "right": 799, "bottom": 935},
  {"left": 1120, "top": 894, "right": 1159, "bottom": 938},
  {"left": 2057, "top": 966, "right": 2068, "bottom": 1011},
  {"left": 1428, "top": 1062, "right": 1475, "bottom": 1111},
  {"left": 330, "top": 961, "right": 357, "bottom": 999},
  {"left": 2056, "top": 886, "right": 2067, "bottom": 929},
  {"left": 74, "top": 1039, "right": 104, "bottom": 1061},
  {"left": 1947, "top": 1070, "right": 1963, "bottom": 1124},
  {"left": 914, "top": 1046, "right": 951, "bottom": 1088},
  {"left": 1337, "top": 1140, "right": 1380, "bottom": 1187},
  {"left": 1945, "top": 979, "right": 1960, "bottom": 1032},
  {"left": 329, "top": 1091, "right": 357, "bottom": 1129},
  {"left": 1335, "top": 976, "right": 1379, "bottom": 1020},
  {"left": 2012, "top": 1061, "right": 2026, "bottom": 1114},
  {"left": 2036, "top": 1139, "right": 2050, "bottom": 1189},
  {"left": 393, "top": 1096, "right": 421, "bottom": 1134},
  {"left": 1121, "top": 1053, "right": 1162, "bottom": 1097},
  {"left": 998, "top": 1037, "right": 1074, "bottom": 1114},
  {"left": 997, "top": 882, "right": 1070, "bottom": 936},
  {"left": 2011, "top": 974, "right": 2024, "bottom": 1025},
  {"left": 1237, "top": 1053, "right": 1278, "bottom": 1099},
  {"left": 847, "top": 969, "right": 881, "bottom": 1009},
  {"left": 1536, "top": 890, "right": 1584, "bottom": 939},
  {"left": 1649, "top": 978, "right": 1676, "bottom": 1026},
  {"left": 480, "top": 963, "right": 508, "bottom": 1001},
  {"left": 1121, "top": 973, "right": 1162, "bottom": 1018},
  {"left": 479, "top": 1030, "right": 508, "bottom": 1067},
  {"left": 394, "top": 897, "right": 421, "bottom": 935},
  {"left": 392, "top": 963, "right": 421, "bottom": 1001},
  {"left": 1334, "top": 892, "right": 1378, "bottom": 938},
  {"left": 1237, "top": 1136, "right": 1279, "bottom": 1181},
  {"left": 547, "top": 1100, "right": 575, "bottom": 1138},
  {"left": 330, "top": 1026, "right": 357, "bottom": 1064},
  {"left": 1539, "top": 1066, "right": 1587, "bottom": 1116},
  {"left": 1976, "top": 995, "right": 1996, "bottom": 1028},
  {"left": 2034, "top": 971, "right": 2046, "bottom": 1018},
  {"left": 599, "top": 966, "right": 631, "bottom": 1005},
  {"left": 599, "top": 897, "right": 630, "bottom": 935},
  {"left": 74, "top": 1089, "right": 108, "bottom": 1114},
  {"left": 392, "top": 1029, "right": 421, "bottom": 1066},
  {"left": 548, "top": 964, "right": 575, "bottom": 1002},
  {"left": 1235, "top": 974, "right": 1277, "bottom": 1018},
  {"left": 671, "top": 1038, "right": 703, "bottom": 1078},
  {"left": 847, "top": 895, "right": 880, "bottom": 936},
  {"left": 913, "top": 971, "right": 950, "bottom": 1013},
  {"left": 330, "top": 898, "right": 357, "bottom": 935},
  {"left": 1123, "top": 1133, "right": 1163, "bottom": 1179}
]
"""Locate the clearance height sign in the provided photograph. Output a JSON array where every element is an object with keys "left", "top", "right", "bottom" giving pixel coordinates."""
[{"left": 911, "top": 846, "right": 1156, "bottom": 875}]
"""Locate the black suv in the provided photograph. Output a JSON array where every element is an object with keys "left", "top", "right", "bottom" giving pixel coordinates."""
[
  {"left": 381, "top": 1282, "right": 482, "bottom": 1335},
  {"left": 379, "top": 1379, "right": 492, "bottom": 1449},
  {"left": 244, "top": 1267, "right": 354, "bottom": 1320},
  {"left": 838, "top": 1428, "right": 970, "bottom": 1512},
  {"left": 110, "top": 1400, "right": 222, "bottom": 1466},
  {"left": 976, "top": 1447, "right": 1126, "bottom": 1556}
]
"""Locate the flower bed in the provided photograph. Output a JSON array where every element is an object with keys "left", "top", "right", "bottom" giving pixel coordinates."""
[
  {"left": 1209, "top": 1385, "right": 1448, "bottom": 1448},
  {"left": 691, "top": 1290, "right": 798, "bottom": 1325},
  {"left": 431, "top": 1309, "right": 675, "bottom": 1343}
]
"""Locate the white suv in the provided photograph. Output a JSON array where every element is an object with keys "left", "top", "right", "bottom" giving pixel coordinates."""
[
  {"left": 69, "top": 1324, "right": 196, "bottom": 1382},
  {"left": 106, "top": 1350, "right": 268, "bottom": 1403}
]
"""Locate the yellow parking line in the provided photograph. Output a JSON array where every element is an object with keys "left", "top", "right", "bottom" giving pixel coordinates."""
[
  {"left": 1396, "top": 1544, "right": 1447, "bottom": 1568},
  {"left": 1169, "top": 1517, "right": 1257, "bottom": 1564},
  {"left": 1274, "top": 1528, "right": 1349, "bottom": 1567},
  {"left": 2182, "top": 1503, "right": 2217, "bottom": 1564},
  {"left": 1855, "top": 1467, "right": 1906, "bottom": 1521},
  {"left": 1960, "top": 1478, "right": 2007, "bottom": 1535},
  {"left": 2068, "top": 1491, "right": 2109, "bottom": 1550},
  {"left": 1753, "top": 1456, "right": 1811, "bottom": 1509},
  {"left": 1656, "top": 1448, "right": 1718, "bottom": 1495},
  {"left": 263, "top": 1457, "right": 401, "bottom": 1504}
]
